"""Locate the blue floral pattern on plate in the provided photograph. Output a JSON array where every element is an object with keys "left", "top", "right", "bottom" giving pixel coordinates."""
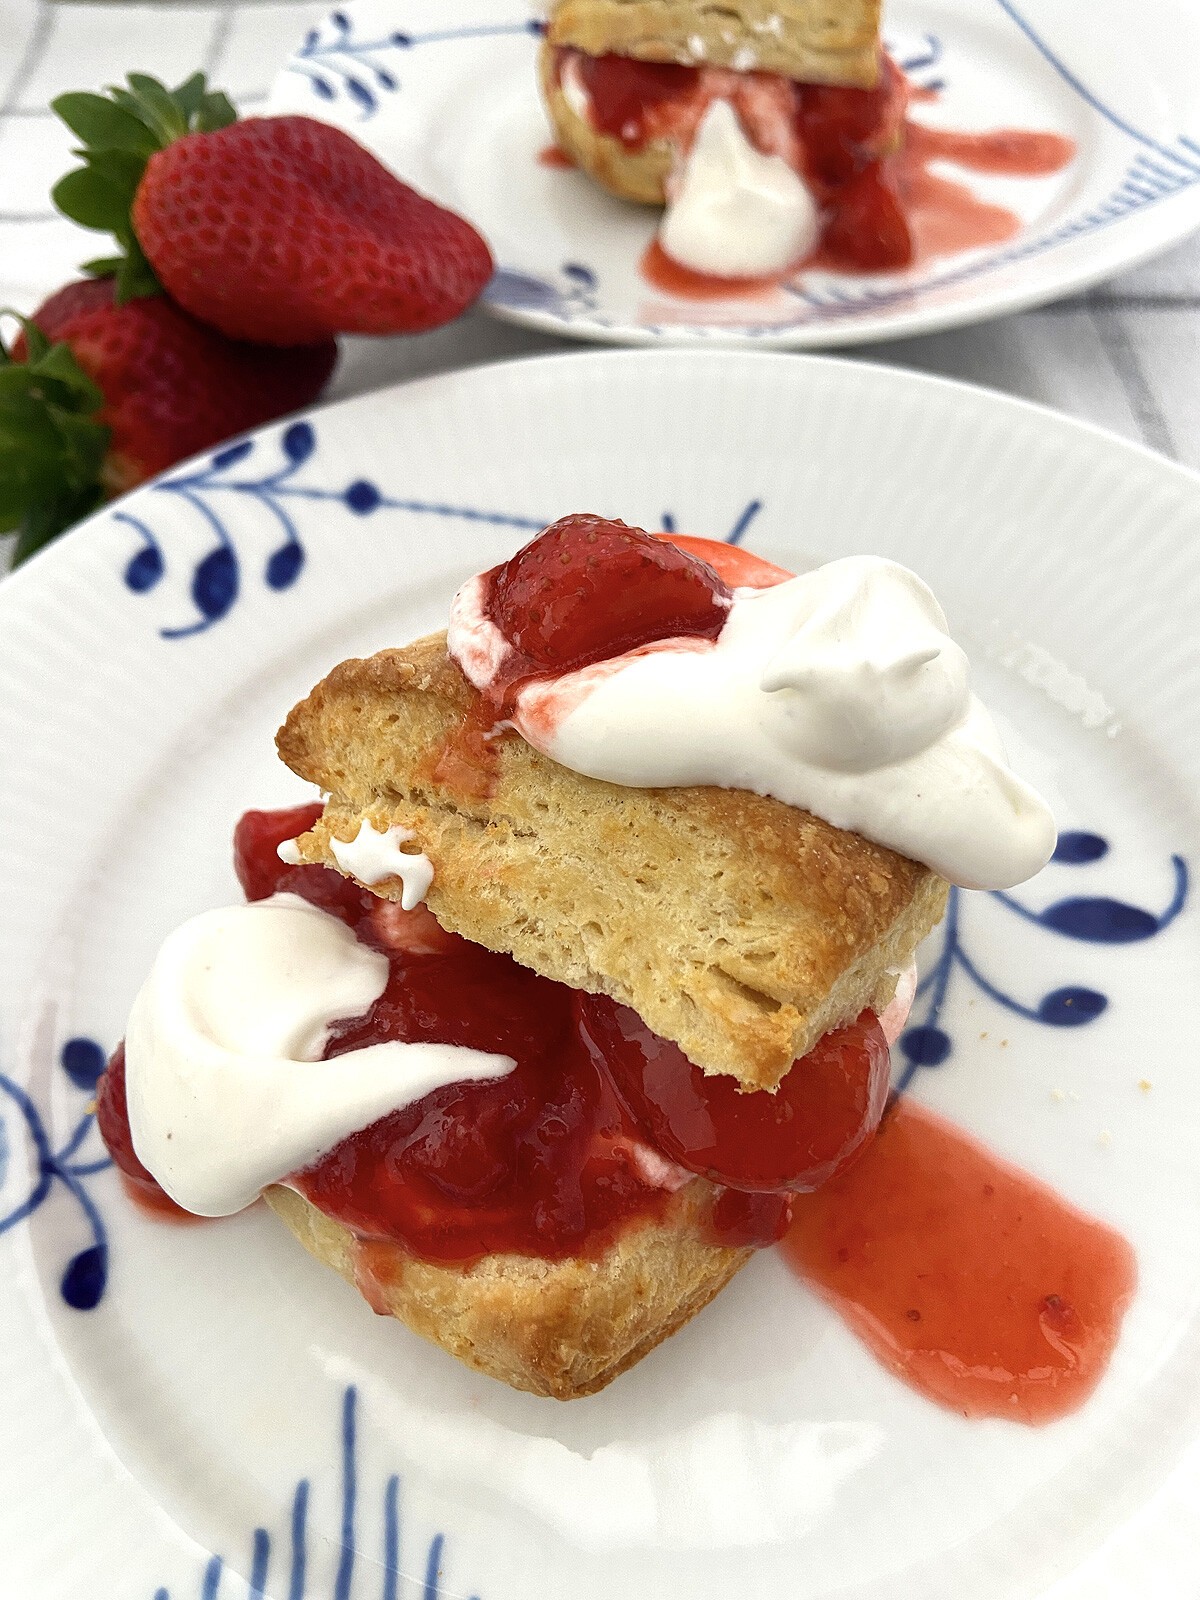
[
  {"left": 287, "top": 15, "right": 544, "bottom": 119},
  {"left": 0, "top": 1039, "right": 111, "bottom": 1311},
  {"left": 898, "top": 834, "right": 1189, "bottom": 1088},
  {"left": 151, "top": 1387, "right": 474, "bottom": 1600}
]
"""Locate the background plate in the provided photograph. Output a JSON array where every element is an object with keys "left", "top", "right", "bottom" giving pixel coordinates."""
[
  {"left": 1, "top": 348, "right": 1199, "bottom": 1599},
  {"left": 266, "top": 0, "right": 1200, "bottom": 347}
]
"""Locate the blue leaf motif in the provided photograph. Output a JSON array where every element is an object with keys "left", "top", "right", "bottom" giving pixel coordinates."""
[
  {"left": 1038, "top": 986, "right": 1108, "bottom": 1026},
  {"left": 1038, "top": 896, "right": 1159, "bottom": 943},
  {"left": 310, "top": 74, "right": 336, "bottom": 100},
  {"left": 61, "top": 1037, "right": 107, "bottom": 1090},
  {"left": 488, "top": 268, "right": 565, "bottom": 312},
  {"left": 192, "top": 546, "right": 239, "bottom": 623},
  {"left": 331, "top": 10, "right": 350, "bottom": 31},
  {"left": 344, "top": 479, "right": 382, "bottom": 514},
  {"left": 124, "top": 543, "right": 164, "bottom": 593},
  {"left": 60, "top": 1243, "right": 108, "bottom": 1311},
  {"left": 391, "top": 29, "right": 412, "bottom": 45},
  {"left": 211, "top": 439, "right": 254, "bottom": 471},
  {"left": 899, "top": 1025, "right": 951, "bottom": 1067},
  {"left": 375, "top": 65, "right": 398, "bottom": 90},
  {"left": 346, "top": 76, "right": 376, "bottom": 113},
  {"left": 282, "top": 421, "right": 315, "bottom": 465},
  {"left": 265, "top": 542, "right": 305, "bottom": 590},
  {"left": 563, "top": 262, "right": 597, "bottom": 287},
  {"left": 1054, "top": 831, "right": 1109, "bottom": 864}
]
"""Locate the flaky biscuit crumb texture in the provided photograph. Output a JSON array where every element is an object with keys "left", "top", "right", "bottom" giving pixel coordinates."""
[
  {"left": 265, "top": 1181, "right": 751, "bottom": 1399},
  {"left": 547, "top": 0, "right": 882, "bottom": 86},
  {"left": 277, "top": 633, "right": 948, "bottom": 1091}
]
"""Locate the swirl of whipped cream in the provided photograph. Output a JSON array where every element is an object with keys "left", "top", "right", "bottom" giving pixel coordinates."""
[
  {"left": 125, "top": 893, "right": 513, "bottom": 1216},
  {"left": 448, "top": 556, "right": 1057, "bottom": 890}
]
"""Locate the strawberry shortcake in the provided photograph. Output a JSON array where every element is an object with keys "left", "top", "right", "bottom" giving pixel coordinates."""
[
  {"left": 539, "top": 0, "right": 916, "bottom": 275},
  {"left": 97, "top": 519, "right": 1056, "bottom": 1398}
]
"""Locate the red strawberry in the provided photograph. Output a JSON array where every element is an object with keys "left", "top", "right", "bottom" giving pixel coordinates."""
[
  {"left": 3, "top": 278, "right": 336, "bottom": 564},
  {"left": 488, "top": 514, "right": 733, "bottom": 674},
  {"left": 51, "top": 74, "right": 494, "bottom": 345},
  {"left": 135, "top": 117, "right": 495, "bottom": 344},
  {"left": 821, "top": 162, "right": 913, "bottom": 271}
]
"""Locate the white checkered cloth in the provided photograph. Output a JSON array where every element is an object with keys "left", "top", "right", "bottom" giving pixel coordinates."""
[{"left": 3, "top": 0, "right": 1199, "bottom": 469}]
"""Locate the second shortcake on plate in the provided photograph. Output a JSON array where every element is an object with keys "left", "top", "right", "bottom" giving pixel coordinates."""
[{"left": 539, "top": 0, "right": 917, "bottom": 275}]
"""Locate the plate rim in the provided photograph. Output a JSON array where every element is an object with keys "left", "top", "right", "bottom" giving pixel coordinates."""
[{"left": 7, "top": 342, "right": 1200, "bottom": 605}]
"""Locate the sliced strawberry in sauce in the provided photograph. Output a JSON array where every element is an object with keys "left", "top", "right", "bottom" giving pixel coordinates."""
[
  {"left": 578, "top": 995, "right": 891, "bottom": 1192},
  {"left": 232, "top": 802, "right": 376, "bottom": 926},
  {"left": 233, "top": 803, "right": 324, "bottom": 899},
  {"left": 821, "top": 162, "right": 913, "bottom": 271},
  {"left": 99, "top": 806, "right": 848, "bottom": 1261},
  {"left": 95, "top": 1043, "right": 184, "bottom": 1211},
  {"left": 368, "top": 897, "right": 460, "bottom": 958},
  {"left": 576, "top": 52, "right": 699, "bottom": 147},
  {"left": 487, "top": 514, "right": 732, "bottom": 676},
  {"left": 794, "top": 54, "right": 909, "bottom": 187},
  {"left": 657, "top": 532, "right": 793, "bottom": 590}
]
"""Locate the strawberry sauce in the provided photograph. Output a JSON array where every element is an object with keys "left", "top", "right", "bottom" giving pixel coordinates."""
[
  {"left": 95, "top": 802, "right": 818, "bottom": 1264},
  {"left": 546, "top": 46, "right": 1076, "bottom": 290},
  {"left": 640, "top": 239, "right": 780, "bottom": 301},
  {"left": 783, "top": 1098, "right": 1137, "bottom": 1422}
]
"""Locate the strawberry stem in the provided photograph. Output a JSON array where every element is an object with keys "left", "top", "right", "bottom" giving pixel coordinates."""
[
  {"left": 51, "top": 72, "right": 237, "bottom": 303},
  {"left": 0, "top": 312, "right": 109, "bottom": 567}
]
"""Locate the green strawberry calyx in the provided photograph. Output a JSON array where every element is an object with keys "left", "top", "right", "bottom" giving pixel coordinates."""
[
  {"left": 51, "top": 72, "right": 237, "bottom": 304},
  {"left": 0, "top": 312, "right": 109, "bottom": 567}
]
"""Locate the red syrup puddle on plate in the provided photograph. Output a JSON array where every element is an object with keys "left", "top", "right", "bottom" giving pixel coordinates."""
[
  {"left": 892, "top": 120, "right": 1077, "bottom": 261},
  {"left": 538, "top": 143, "right": 576, "bottom": 168},
  {"left": 640, "top": 238, "right": 781, "bottom": 302},
  {"left": 782, "top": 1097, "right": 1137, "bottom": 1423}
]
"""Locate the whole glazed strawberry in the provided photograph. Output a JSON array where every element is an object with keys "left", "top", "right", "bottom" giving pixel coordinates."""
[{"left": 52, "top": 73, "right": 495, "bottom": 343}]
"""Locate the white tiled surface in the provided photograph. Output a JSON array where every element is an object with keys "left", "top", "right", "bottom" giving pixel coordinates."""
[{"left": 2, "top": 0, "right": 1200, "bottom": 467}]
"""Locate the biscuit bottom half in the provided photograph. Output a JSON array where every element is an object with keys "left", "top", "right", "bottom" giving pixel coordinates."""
[{"left": 266, "top": 1179, "right": 751, "bottom": 1399}]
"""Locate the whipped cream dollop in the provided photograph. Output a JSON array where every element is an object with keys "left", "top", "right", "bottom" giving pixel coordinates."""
[
  {"left": 449, "top": 556, "right": 1056, "bottom": 890},
  {"left": 659, "top": 99, "right": 820, "bottom": 277},
  {"left": 124, "top": 893, "right": 513, "bottom": 1216}
]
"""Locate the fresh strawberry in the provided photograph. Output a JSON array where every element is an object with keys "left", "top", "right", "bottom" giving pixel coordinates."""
[
  {"left": 2, "top": 278, "right": 336, "bottom": 564},
  {"left": 488, "top": 514, "right": 733, "bottom": 673},
  {"left": 51, "top": 74, "right": 494, "bottom": 344}
]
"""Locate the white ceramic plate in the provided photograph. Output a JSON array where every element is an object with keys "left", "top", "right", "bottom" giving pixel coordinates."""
[
  {"left": 266, "top": 0, "right": 1200, "bottom": 348},
  {"left": 2, "top": 348, "right": 1200, "bottom": 1600}
]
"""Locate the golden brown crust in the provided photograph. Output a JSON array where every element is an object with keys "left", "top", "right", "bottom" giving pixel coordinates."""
[
  {"left": 547, "top": 0, "right": 882, "bottom": 86},
  {"left": 540, "top": 44, "right": 673, "bottom": 205},
  {"left": 277, "top": 633, "right": 949, "bottom": 1092},
  {"left": 265, "top": 1181, "right": 750, "bottom": 1399}
]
